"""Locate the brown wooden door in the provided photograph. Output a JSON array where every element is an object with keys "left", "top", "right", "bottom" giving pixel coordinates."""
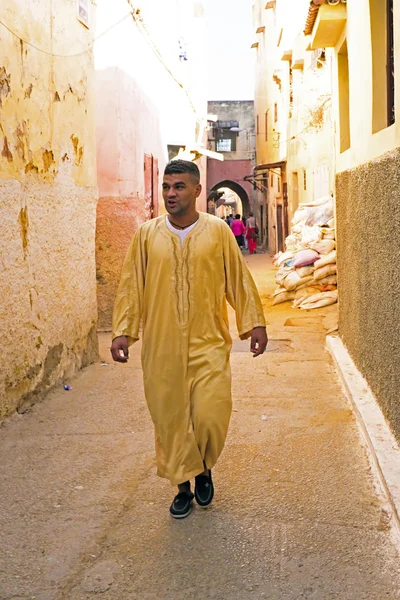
[
  {"left": 277, "top": 204, "right": 284, "bottom": 252},
  {"left": 152, "top": 157, "right": 159, "bottom": 218},
  {"left": 144, "top": 154, "right": 159, "bottom": 219},
  {"left": 283, "top": 182, "right": 289, "bottom": 239}
]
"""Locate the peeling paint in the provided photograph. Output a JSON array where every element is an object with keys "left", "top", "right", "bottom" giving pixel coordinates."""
[
  {"left": 42, "top": 149, "right": 55, "bottom": 172},
  {"left": 1, "top": 0, "right": 98, "bottom": 422},
  {"left": 64, "top": 84, "right": 74, "bottom": 100},
  {"left": 0, "top": 67, "right": 11, "bottom": 107},
  {"left": 24, "top": 83, "right": 33, "bottom": 99},
  {"left": 71, "top": 134, "right": 83, "bottom": 165},
  {"left": 2, "top": 137, "right": 13, "bottom": 162},
  {"left": 15, "top": 123, "right": 26, "bottom": 161},
  {"left": 25, "top": 161, "right": 38, "bottom": 173},
  {"left": 71, "top": 134, "right": 79, "bottom": 155}
]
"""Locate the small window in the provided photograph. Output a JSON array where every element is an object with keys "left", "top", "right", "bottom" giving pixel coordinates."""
[
  {"left": 274, "top": 103, "right": 278, "bottom": 123},
  {"left": 256, "top": 115, "right": 260, "bottom": 135},
  {"left": 270, "top": 173, "right": 274, "bottom": 187},
  {"left": 216, "top": 139, "right": 232, "bottom": 152},
  {"left": 265, "top": 110, "right": 269, "bottom": 141},
  {"left": 303, "top": 170, "right": 307, "bottom": 190},
  {"left": 277, "top": 177, "right": 281, "bottom": 193}
]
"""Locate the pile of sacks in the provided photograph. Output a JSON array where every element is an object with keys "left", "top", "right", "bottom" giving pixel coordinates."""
[{"left": 273, "top": 196, "right": 338, "bottom": 310}]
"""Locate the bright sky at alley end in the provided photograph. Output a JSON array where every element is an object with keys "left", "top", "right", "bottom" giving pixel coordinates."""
[{"left": 205, "top": 0, "right": 254, "bottom": 101}]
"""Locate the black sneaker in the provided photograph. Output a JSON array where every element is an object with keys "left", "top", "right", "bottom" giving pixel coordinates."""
[
  {"left": 195, "top": 471, "right": 214, "bottom": 507},
  {"left": 169, "top": 491, "right": 195, "bottom": 519}
]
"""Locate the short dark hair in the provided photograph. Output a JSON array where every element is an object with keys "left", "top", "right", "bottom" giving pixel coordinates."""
[{"left": 164, "top": 159, "right": 200, "bottom": 182}]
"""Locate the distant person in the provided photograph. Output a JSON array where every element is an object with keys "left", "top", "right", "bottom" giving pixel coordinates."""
[
  {"left": 242, "top": 215, "right": 248, "bottom": 250},
  {"left": 111, "top": 160, "right": 268, "bottom": 519},
  {"left": 246, "top": 212, "right": 259, "bottom": 255},
  {"left": 226, "top": 213, "right": 234, "bottom": 228},
  {"left": 231, "top": 214, "right": 246, "bottom": 248}
]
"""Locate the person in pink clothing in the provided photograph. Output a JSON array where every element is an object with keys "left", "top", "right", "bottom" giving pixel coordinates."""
[
  {"left": 246, "top": 212, "right": 258, "bottom": 254},
  {"left": 230, "top": 214, "right": 246, "bottom": 248}
]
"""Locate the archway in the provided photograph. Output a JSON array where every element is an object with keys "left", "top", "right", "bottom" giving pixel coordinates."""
[{"left": 209, "top": 180, "right": 250, "bottom": 218}]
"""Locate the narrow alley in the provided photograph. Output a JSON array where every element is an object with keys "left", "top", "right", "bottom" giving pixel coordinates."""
[
  {"left": 1, "top": 255, "right": 400, "bottom": 600},
  {"left": 1, "top": 0, "right": 400, "bottom": 598}
]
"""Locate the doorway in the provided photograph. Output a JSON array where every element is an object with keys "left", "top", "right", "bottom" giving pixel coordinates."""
[
  {"left": 144, "top": 154, "right": 159, "bottom": 219},
  {"left": 277, "top": 204, "right": 284, "bottom": 252},
  {"left": 292, "top": 172, "right": 299, "bottom": 212}
]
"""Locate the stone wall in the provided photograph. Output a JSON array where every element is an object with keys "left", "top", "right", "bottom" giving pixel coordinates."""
[
  {"left": 0, "top": 0, "right": 98, "bottom": 420},
  {"left": 336, "top": 148, "right": 400, "bottom": 440}
]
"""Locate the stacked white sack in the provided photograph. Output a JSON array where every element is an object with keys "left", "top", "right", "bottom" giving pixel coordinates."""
[{"left": 273, "top": 197, "right": 338, "bottom": 309}]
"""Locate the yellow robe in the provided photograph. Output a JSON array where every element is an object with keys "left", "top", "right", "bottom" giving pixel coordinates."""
[{"left": 112, "top": 212, "right": 266, "bottom": 485}]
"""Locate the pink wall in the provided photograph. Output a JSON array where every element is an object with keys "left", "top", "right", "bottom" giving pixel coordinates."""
[
  {"left": 96, "top": 68, "right": 165, "bottom": 329},
  {"left": 207, "top": 159, "right": 254, "bottom": 203}
]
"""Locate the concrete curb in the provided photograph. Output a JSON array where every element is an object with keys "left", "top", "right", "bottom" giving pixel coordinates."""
[{"left": 326, "top": 335, "right": 400, "bottom": 534}]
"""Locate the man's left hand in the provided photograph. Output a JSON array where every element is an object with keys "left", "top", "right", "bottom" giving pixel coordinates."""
[{"left": 250, "top": 326, "right": 268, "bottom": 358}]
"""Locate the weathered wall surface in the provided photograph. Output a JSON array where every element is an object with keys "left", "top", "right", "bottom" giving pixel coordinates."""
[
  {"left": 95, "top": 67, "right": 161, "bottom": 329},
  {"left": 95, "top": 0, "right": 208, "bottom": 330},
  {"left": 0, "top": 0, "right": 98, "bottom": 420},
  {"left": 336, "top": 149, "right": 400, "bottom": 440}
]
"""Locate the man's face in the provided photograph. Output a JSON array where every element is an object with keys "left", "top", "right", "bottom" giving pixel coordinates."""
[{"left": 162, "top": 173, "right": 201, "bottom": 217}]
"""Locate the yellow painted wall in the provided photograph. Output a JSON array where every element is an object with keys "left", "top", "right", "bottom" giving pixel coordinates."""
[
  {"left": 286, "top": 49, "right": 335, "bottom": 213},
  {"left": 0, "top": 0, "right": 98, "bottom": 419},
  {"left": 333, "top": 0, "right": 400, "bottom": 440},
  {"left": 334, "top": 0, "right": 400, "bottom": 172}
]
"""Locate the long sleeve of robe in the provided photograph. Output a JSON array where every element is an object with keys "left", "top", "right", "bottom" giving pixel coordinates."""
[{"left": 112, "top": 212, "right": 266, "bottom": 485}]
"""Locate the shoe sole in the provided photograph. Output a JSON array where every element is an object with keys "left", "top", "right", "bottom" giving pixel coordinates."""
[
  {"left": 170, "top": 505, "right": 193, "bottom": 519},
  {"left": 196, "top": 502, "right": 212, "bottom": 509}
]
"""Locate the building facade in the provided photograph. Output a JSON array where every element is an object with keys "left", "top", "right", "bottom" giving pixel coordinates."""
[
  {"left": 327, "top": 0, "right": 400, "bottom": 440},
  {"left": 95, "top": 0, "right": 208, "bottom": 329},
  {"left": 207, "top": 100, "right": 255, "bottom": 218},
  {"left": 0, "top": 0, "right": 98, "bottom": 420},
  {"left": 252, "top": 0, "right": 400, "bottom": 441},
  {"left": 251, "top": 0, "right": 335, "bottom": 252}
]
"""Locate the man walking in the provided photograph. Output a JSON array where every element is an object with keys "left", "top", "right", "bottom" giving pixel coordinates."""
[{"left": 111, "top": 160, "right": 268, "bottom": 519}]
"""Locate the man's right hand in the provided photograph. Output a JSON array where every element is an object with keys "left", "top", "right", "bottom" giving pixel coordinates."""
[{"left": 110, "top": 336, "right": 129, "bottom": 363}]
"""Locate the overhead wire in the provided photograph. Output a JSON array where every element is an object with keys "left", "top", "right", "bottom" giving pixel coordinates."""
[
  {"left": 1, "top": 3, "right": 200, "bottom": 117},
  {"left": 0, "top": 12, "right": 132, "bottom": 58},
  {"left": 127, "top": 2, "right": 197, "bottom": 115}
]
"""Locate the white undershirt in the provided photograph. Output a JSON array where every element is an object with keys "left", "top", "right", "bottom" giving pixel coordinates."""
[{"left": 166, "top": 216, "right": 199, "bottom": 246}]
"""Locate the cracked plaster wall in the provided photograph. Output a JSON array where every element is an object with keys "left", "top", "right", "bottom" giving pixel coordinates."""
[{"left": 0, "top": 0, "right": 98, "bottom": 419}]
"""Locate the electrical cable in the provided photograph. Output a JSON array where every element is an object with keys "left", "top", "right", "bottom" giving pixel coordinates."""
[
  {"left": 0, "top": 12, "right": 132, "bottom": 58},
  {"left": 1, "top": 4, "right": 199, "bottom": 116},
  {"left": 127, "top": 4, "right": 197, "bottom": 115}
]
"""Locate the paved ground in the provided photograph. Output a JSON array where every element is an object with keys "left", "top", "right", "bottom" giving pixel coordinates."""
[{"left": 1, "top": 254, "right": 400, "bottom": 600}]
